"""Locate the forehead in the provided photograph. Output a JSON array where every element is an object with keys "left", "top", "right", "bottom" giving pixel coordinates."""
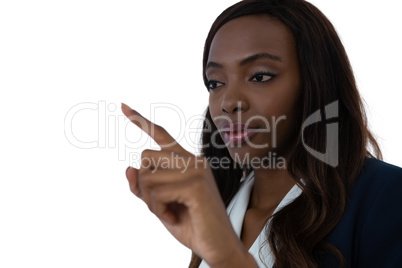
[{"left": 208, "top": 15, "right": 296, "bottom": 64}]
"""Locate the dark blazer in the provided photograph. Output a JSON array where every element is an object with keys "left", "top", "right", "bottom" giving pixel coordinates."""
[{"left": 322, "top": 158, "right": 402, "bottom": 267}]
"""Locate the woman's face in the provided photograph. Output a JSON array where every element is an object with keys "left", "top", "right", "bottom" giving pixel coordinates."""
[{"left": 206, "top": 15, "right": 301, "bottom": 165}]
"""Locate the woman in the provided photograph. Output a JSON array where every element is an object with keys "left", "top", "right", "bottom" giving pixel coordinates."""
[{"left": 122, "top": 0, "right": 402, "bottom": 267}]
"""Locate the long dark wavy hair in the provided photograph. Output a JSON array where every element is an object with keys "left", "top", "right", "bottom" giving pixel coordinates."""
[{"left": 189, "top": 0, "right": 382, "bottom": 267}]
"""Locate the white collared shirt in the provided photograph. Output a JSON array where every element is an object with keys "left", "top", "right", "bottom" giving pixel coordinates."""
[{"left": 199, "top": 172, "right": 302, "bottom": 268}]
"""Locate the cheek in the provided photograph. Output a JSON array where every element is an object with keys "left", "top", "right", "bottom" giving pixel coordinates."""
[
  {"left": 208, "top": 95, "right": 220, "bottom": 120},
  {"left": 264, "top": 76, "right": 301, "bottom": 118},
  {"left": 257, "top": 93, "right": 297, "bottom": 120},
  {"left": 255, "top": 83, "right": 301, "bottom": 143}
]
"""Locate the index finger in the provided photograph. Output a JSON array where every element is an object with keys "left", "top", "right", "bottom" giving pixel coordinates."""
[{"left": 121, "top": 103, "right": 183, "bottom": 151}]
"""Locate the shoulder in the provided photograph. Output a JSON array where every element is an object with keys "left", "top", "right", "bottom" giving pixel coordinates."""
[
  {"left": 358, "top": 157, "right": 402, "bottom": 185},
  {"left": 323, "top": 158, "right": 402, "bottom": 267},
  {"left": 337, "top": 158, "right": 402, "bottom": 223},
  {"left": 350, "top": 157, "right": 402, "bottom": 207}
]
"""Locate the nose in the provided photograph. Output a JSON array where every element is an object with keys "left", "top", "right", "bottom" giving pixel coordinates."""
[{"left": 221, "top": 84, "right": 249, "bottom": 114}]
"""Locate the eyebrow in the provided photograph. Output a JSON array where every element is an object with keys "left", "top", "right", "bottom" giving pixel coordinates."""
[{"left": 206, "top": 52, "right": 282, "bottom": 70}]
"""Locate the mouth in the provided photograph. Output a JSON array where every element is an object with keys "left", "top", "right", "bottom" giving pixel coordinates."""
[{"left": 220, "top": 123, "right": 259, "bottom": 145}]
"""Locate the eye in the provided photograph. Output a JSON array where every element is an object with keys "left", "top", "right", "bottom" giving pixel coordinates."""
[
  {"left": 206, "top": 80, "right": 224, "bottom": 91},
  {"left": 250, "top": 72, "right": 276, "bottom": 83}
]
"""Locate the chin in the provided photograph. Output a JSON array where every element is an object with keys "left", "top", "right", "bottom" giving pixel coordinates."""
[{"left": 226, "top": 143, "right": 288, "bottom": 170}]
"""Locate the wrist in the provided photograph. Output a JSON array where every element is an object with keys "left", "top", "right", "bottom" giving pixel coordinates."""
[{"left": 209, "top": 247, "right": 258, "bottom": 268}]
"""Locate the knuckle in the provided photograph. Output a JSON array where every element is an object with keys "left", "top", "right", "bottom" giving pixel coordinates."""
[
  {"left": 140, "top": 155, "right": 154, "bottom": 174},
  {"left": 141, "top": 149, "right": 153, "bottom": 159}
]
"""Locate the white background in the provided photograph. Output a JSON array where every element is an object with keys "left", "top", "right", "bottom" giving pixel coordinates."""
[{"left": 0, "top": 0, "right": 401, "bottom": 267}]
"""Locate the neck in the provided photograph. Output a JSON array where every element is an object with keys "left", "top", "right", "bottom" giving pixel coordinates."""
[{"left": 249, "top": 167, "right": 295, "bottom": 211}]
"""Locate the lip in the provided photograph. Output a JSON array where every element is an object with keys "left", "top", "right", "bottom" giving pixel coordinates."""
[{"left": 220, "top": 123, "right": 259, "bottom": 145}]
